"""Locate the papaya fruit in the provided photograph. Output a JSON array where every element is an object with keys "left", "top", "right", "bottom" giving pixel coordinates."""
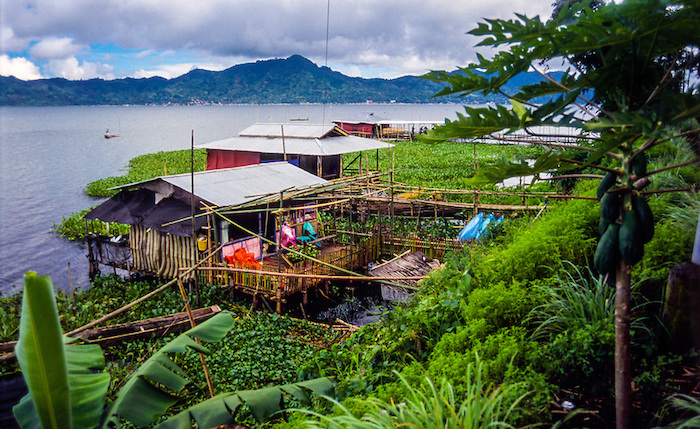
[
  {"left": 619, "top": 210, "right": 644, "bottom": 265},
  {"left": 599, "top": 216, "right": 610, "bottom": 237},
  {"left": 600, "top": 191, "right": 621, "bottom": 224},
  {"left": 594, "top": 223, "right": 619, "bottom": 276},
  {"left": 633, "top": 194, "right": 654, "bottom": 244},
  {"left": 597, "top": 172, "right": 617, "bottom": 199}
]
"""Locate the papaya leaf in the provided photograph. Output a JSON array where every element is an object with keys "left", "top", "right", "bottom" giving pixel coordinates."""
[
  {"left": 464, "top": 150, "right": 571, "bottom": 186},
  {"left": 511, "top": 99, "right": 530, "bottom": 123}
]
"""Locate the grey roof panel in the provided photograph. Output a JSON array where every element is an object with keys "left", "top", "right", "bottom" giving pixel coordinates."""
[
  {"left": 239, "top": 123, "right": 337, "bottom": 138},
  {"left": 197, "top": 134, "right": 393, "bottom": 156},
  {"left": 117, "top": 162, "right": 328, "bottom": 208}
]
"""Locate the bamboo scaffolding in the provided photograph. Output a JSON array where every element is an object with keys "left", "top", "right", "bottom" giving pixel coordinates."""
[
  {"left": 66, "top": 240, "right": 228, "bottom": 337},
  {"left": 363, "top": 196, "right": 544, "bottom": 211},
  {"left": 382, "top": 181, "right": 556, "bottom": 196},
  {"left": 188, "top": 266, "right": 428, "bottom": 283}
]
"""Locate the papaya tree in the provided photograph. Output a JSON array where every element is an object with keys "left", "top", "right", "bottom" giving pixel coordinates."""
[
  {"left": 421, "top": 0, "right": 699, "bottom": 427},
  {"left": 13, "top": 272, "right": 334, "bottom": 428}
]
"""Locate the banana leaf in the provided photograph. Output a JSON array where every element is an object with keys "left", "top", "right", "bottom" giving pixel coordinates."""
[
  {"left": 155, "top": 377, "right": 335, "bottom": 428},
  {"left": 13, "top": 273, "right": 110, "bottom": 429},
  {"left": 102, "top": 311, "right": 236, "bottom": 428}
]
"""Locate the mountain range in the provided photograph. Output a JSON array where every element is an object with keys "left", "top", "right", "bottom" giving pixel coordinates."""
[{"left": 0, "top": 55, "right": 555, "bottom": 106}]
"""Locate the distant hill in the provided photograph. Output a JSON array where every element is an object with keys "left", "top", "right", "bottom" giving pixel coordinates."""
[{"left": 0, "top": 55, "right": 560, "bottom": 106}]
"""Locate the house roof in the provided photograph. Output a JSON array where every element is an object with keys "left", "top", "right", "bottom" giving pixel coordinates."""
[
  {"left": 116, "top": 161, "right": 329, "bottom": 208},
  {"left": 85, "top": 162, "right": 330, "bottom": 236},
  {"left": 239, "top": 123, "right": 340, "bottom": 138},
  {"left": 197, "top": 123, "right": 394, "bottom": 156}
]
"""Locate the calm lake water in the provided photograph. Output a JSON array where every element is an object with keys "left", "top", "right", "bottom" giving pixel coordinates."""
[{"left": 0, "top": 103, "right": 462, "bottom": 295}]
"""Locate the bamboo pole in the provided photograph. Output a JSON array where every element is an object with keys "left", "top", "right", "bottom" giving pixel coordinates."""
[
  {"left": 381, "top": 181, "right": 556, "bottom": 196},
  {"left": 281, "top": 125, "right": 287, "bottom": 161},
  {"left": 189, "top": 266, "right": 428, "bottom": 283},
  {"left": 65, "top": 241, "right": 227, "bottom": 337},
  {"left": 177, "top": 277, "right": 215, "bottom": 398},
  {"left": 272, "top": 197, "right": 353, "bottom": 214}
]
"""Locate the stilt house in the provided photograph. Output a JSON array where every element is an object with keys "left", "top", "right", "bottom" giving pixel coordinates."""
[
  {"left": 198, "top": 123, "right": 393, "bottom": 179},
  {"left": 84, "top": 162, "right": 328, "bottom": 281}
]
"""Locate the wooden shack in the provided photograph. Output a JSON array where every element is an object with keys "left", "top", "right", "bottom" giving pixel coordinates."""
[
  {"left": 198, "top": 122, "right": 394, "bottom": 179},
  {"left": 84, "top": 162, "right": 328, "bottom": 282},
  {"left": 83, "top": 162, "right": 392, "bottom": 312},
  {"left": 334, "top": 119, "right": 444, "bottom": 141}
]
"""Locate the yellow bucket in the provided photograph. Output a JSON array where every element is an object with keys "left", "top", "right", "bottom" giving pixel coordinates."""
[{"left": 197, "top": 236, "right": 208, "bottom": 252}]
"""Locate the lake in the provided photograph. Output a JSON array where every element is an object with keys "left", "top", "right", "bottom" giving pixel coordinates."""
[{"left": 0, "top": 103, "right": 463, "bottom": 295}]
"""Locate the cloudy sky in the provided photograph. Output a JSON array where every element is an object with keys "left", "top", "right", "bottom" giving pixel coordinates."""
[{"left": 1, "top": 0, "right": 555, "bottom": 81}]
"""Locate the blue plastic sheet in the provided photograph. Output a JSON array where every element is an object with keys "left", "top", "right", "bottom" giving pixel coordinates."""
[
  {"left": 457, "top": 212, "right": 483, "bottom": 241},
  {"left": 458, "top": 213, "right": 504, "bottom": 242}
]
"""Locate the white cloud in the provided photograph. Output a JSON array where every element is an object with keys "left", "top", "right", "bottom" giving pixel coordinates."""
[
  {"left": 133, "top": 62, "right": 228, "bottom": 79},
  {"left": 29, "top": 37, "right": 83, "bottom": 60},
  {"left": 345, "top": 66, "right": 362, "bottom": 78},
  {"left": 135, "top": 49, "right": 155, "bottom": 60},
  {"left": 2, "top": 0, "right": 558, "bottom": 79},
  {"left": 0, "top": 55, "right": 43, "bottom": 80},
  {"left": 47, "top": 56, "right": 114, "bottom": 80},
  {"left": 0, "top": 27, "right": 30, "bottom": 53}
]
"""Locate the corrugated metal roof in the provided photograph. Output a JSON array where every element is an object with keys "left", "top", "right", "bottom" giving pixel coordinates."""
[
  {"left": 197, "top": 122, "right": 394, "bottom": 156},
  {"left": 198, "top": 135, "right": 393, "bottom": 156},
  {"left": 116, "top": 162, "right": 328, "bottom": 208},
  {"left": 239, "top": 123, "right": 338, "bottom": 138}
]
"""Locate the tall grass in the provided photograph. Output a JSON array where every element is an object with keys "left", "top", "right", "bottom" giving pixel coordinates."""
[
  {"left": 656, "top": 394, "right": 700, "bottom": 428},
  {"left": 299, "top": 361, "right": 528, "bottom": 429},
  {"left": 526, "top": 262, "right": 615, "bottom": 341},
  {"left": 526, "top": 261, "right": 653, "bottom": 341}
]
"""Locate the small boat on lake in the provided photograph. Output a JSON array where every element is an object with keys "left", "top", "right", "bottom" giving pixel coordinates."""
[{"left": 104, "top": 129, "right": 121, "bottom": 139}]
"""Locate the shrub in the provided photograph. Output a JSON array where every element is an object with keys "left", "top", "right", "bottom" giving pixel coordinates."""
[
  {"left": 527, "top": 262, "right": 614, "bottom": 341},
  {"left": 300, "top": 362, "right": 529, "bottom": 429},
  {"left": 469, "top": 197, "right": 599, "bottom": 285},
  {"left": 53, "top": 208, "right": 130, "bottom": 240}
]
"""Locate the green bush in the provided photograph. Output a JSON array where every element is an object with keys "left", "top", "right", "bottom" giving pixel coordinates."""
[
  {"left": 460, "top": 280, "right": 534, "bottom": 332},
  {"left": 527, "top": 262, "right": 614, "bottom": 341},
  {"left": 468, "top": 197, "right": 599, "bottom": 285},
  {"left": 637, "top": 219, "right": 695, "bottom": 289},
  {"left": 542, "top": 321, "right": 615, "bottom": 393}
]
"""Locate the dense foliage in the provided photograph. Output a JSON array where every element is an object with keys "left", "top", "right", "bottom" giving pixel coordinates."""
[{"left": 296, "top": 180, "right": 697, "bottom": 427}]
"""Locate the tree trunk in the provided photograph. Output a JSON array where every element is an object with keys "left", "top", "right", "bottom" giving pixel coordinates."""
[
  {"left": 662, "top": 262, "right": 700, "bottom": 358},
  {"left": 615, "top": 260, "right": 632, "bottom": 429}
]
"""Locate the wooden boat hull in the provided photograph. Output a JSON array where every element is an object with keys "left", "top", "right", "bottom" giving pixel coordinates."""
[{"left": 0, "top": 305, "right": 222, "bottom": 360}]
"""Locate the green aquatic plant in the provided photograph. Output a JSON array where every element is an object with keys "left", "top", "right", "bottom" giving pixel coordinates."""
[
  {"left": 12, "top": 272, "right": 335, "bottom": 428},
  {"left": 53, "top": 208, "right": 130, "bottom": 240},
  {"left": 85, "top": 149, "right": 206, "bottom": 197}
]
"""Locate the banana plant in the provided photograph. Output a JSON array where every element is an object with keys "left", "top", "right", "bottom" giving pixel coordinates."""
[{"left": 13, "top": 272, "right": 334, "bottom": 428}]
